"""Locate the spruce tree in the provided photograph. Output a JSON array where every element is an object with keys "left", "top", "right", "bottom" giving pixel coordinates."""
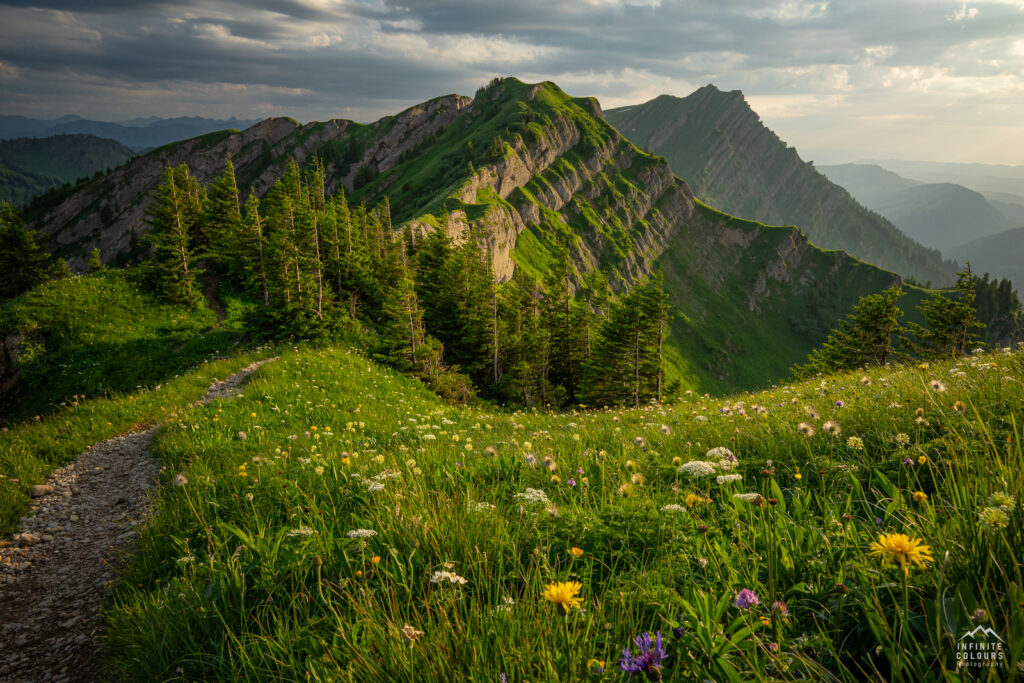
[
  {"left": 0, "top": 201, "right": 57, "bottom": 300},
  {"left": 904, "top": 266, "right": 985, "bottom": 358},
  {"left": 144, "top": 165, "right": 203, "bottom": 305},
  {"left": 794, "top": 285, "right": 905, "bottom": 378}
]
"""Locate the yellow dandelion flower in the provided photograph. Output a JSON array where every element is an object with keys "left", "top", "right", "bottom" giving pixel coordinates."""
[
  {"left": 542, "top": 581, "right": 584, "bottom": 613},
  {"left": 570, "top": 547, "right": 584, "bottom": 558},
  {"left": 918, "top": 455, "right": 928, "bottom": 465},
  {"left": 912, "top": 491, "right": 928, "bottom": 503},
  {"left": 372, "top": 556, "right": 381, "bottom": 565},
  {"left": 869, "top": 533, "right": 934, "bottom": 574}
]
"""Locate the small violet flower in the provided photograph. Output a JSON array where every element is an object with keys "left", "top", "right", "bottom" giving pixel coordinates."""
[
  {"left": 619, "top": 631, "right": 667, "bottom": 679},
  {"left": 733, "top": 588, "right": 760, "bottom": 609}
]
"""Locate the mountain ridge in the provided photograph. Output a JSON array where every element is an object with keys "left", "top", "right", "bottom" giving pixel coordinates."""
[
  {"left": 605, "top": 86, "right": 957, "bottom": 285},
  {"left": 25, "top": 77, "right": 923, "bottom": 392}
]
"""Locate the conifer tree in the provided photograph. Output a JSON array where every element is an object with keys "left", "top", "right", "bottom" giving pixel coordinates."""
[
  {"left": 144, "top": 165, "right": 203, "bottom": 305},
  {"left": 0, "top": 201, "right": 58, "bottom": 300},
  {"left": 794, "top": 285, "right": 905, "bottom": 377},
  {"left": 904, "top": 266, "right": 985, "bottom": 358},
  {"left": 204, "top": 158, "right": 242, "bottom": 271}
]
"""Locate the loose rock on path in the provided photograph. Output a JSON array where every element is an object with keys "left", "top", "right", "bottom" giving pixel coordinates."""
[{"left": 0, "top": 358, "right": 273, "bottom": 682}]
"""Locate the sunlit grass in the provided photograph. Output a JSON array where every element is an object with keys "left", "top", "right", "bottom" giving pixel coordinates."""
[{"left": 96, "top": 344, "right": 1024, "bottom": 681}]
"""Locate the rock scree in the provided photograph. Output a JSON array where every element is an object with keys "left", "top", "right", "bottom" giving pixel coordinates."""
[{"left": 0, "top": 358, "right": 274, "bottom": 682}]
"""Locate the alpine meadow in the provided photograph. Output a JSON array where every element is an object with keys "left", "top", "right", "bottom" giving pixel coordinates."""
[{"left": 1, "top": 14, "right": 1023, "bottom": 681}]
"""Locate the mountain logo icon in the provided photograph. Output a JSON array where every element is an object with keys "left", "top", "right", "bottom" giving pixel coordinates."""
[{"left": 959, "top": 626, "right": 1004, "bottom": 643}]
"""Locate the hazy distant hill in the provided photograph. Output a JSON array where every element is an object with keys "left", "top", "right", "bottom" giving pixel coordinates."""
[
  {"left": 949, "top": 227, "right": 1024, "bottom": 294},
  {"left": 0, "top": 134, "right": 134, "bottom": 205},
  {"left": 820, "top": 163, "right": 1017, "bottom": 251},
  {"left": 0, "top": 115, "right": 259, "bottom": 151},
  {"left": 605, "top": 88, "right": 955, "bottom": 285},
  {"left": 866, "top": 159, "right": 1024, "bottom": 198}
]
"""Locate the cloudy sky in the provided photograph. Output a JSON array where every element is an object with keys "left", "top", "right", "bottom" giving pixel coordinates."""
[{"left": 1, "top": 0, "right": 1023, "bottom": 164}]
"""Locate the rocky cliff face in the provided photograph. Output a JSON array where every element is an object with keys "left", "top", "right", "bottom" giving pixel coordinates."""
[{"left": 606, "top": 86, "right": 956, "bottom": 286}]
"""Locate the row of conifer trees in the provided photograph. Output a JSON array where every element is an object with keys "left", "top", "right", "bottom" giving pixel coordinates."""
[{"left": 144, "top": 157, "right": 671, "bottom": 407}]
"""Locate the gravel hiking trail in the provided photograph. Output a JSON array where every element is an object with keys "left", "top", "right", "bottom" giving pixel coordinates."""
[{"left": 0, "top": 358, "right": 273, "bottom": 682}]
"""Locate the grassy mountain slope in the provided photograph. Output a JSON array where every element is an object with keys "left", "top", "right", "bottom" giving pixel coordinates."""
[
  {"left": 0, "top": 269, "right": 241, "bottom": 420},
  {"left": 27, "top": 78, "right": 926, "bottom": 393},
  {"left": 0, "top": 134, "right": 134, "bottom": 205},
  {"left": 820, "top": 164, "right": 1013, "bottom": 251},
  {"left": 605, "top": 88, "right": 955, "bottom": 285}
]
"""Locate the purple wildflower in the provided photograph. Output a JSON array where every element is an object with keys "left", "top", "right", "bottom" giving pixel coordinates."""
[
  {"left": 733, "top": 588, "right": 760, "bottom": 609},
  {"left": 577, "top": 467, "right": 584, "bottom": 475},
  {"left": 568, "top": 478, "right": 577, "bottom": 487},
  {"left": 619, "top": 631, "right": 667, "bottom": 679},
  {"left": 500, "top": 673, "right": 507, "bottom": 683},
  {"left": 771, "top": 600, "right": 789, "bottom": 617},
  {"left": 875, "top": 516, "right": 883, "bottom": 526},
  {"left": 835, "top": 400, "right": 844, "bottom": 408},
  {"left": 902, "top": 457, "right": 914, "bottom": 465}
]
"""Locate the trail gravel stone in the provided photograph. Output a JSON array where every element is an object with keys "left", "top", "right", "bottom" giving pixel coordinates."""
[{"left": 0, "top": 358, "right": 273, "bottom": 682}]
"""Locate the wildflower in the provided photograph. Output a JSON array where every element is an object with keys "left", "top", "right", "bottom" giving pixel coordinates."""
[
  {"left": 660, "top": 425, "right": 670, "bottom": 434},
  {"left": 794, "top": 469, "right": 803, "bottom": 481},
  {"left": 822, "top": 420, "right": 841, "bottom": 436},
  {"left": 286, "top": 526, "right": 315, "bottom": 537},
  {"left": 860, "top": 376, "right": 872, "bottom": 385},
  {"left": 929, "top": 380, "right": 947, "bottom": 393},
  {"left": 972, "top": 608, "right": 988, "bottom": 623},
  {"left": 568, "top": 478, "right": 577, "bottom": 487},
  {"left": 772, "top": 600, "right": 789, "bottom": 617},
  {"left": 484, "top": 446, "right": 497, "bottom": 457},
  {"left": 716, "top": 474, "right": 742, "bottom": 484},
  {"left": 705, "top": 446, "right": 734, "bottom": 460},
  {"left": 869, "top": 533, "right": 934, "bottom": 574},
  {"left": 635, "top": 436, "right": 647, "bottom": 447},
  {"left": 734, "top": 492, "right": 764, "bottom": 505},
  {"left": 618, "top": 631, "right": 667, "bottom": 678},
  {"left": 660, "top": 504, "right": 686, "bottom": 512},
  {"left": 551, "top": 474, "right": 562, "bottom": 485},
  {"left": 173, "top": 473, "right": 189, "bottom": 487},
  {"left": 543, "top": 456, "right": 558, "bottom": 472},
  {"left": 672, "top": 456, "right": 683, "bottom": 466},
  {"left": 895, "top": 433, "right": 911, "bottom": 447},
  {"left": 684, "top": 493, "right": 707, "bottom": 507},
  {"left": 912, "top": 491, "right": 928, "bottom": 503},
  {"left": 679, "top": 460, "right": 717, "bottom": 477},
  {"left": 835, "top": 400, "right": 845, "bottom": 408},
  {"left": 978, "top": 507, "right": 1010, "bottom": 531},
  {"left": 524, "top": 453, "right": 538, "bottom": 467},
  {"left": 588, "top": 659, "right": 606, "bottom": 674},
  {"left": 401, "top": 624, "right": 424, "bottom": 644},
  {"left": 918, "top": 455, "right": 928, "bottom": 465},
  {"left": 430, "top": 570, "right": 468, "bottom": 585},
  {"left": 631, "top": 472, "right": 645, "bottom": 485},
  {"left": 372, "top": 556, "right": 381, "bottom": 565},
  {"left": 798, "top": 422, "right": 815, "bottom": 437},
  {"left": 346, "top": 529, "right": 378, "bottom": 539},
  {"left": 542, "top": 581, "right": 584, "bottom": 613},
  {"left": 570, "top": 547, "right": 584, "bottom": 558},
  {"left": 987, "top": 491, "right": 1015, "bottom": 512},
  {"left": 953, "top": 401, "right": 966, "bottom": 413},
  {"left": 514, "top": 488, "right": 549, "bottom": 505},
  {"left": 734, "top": 588, "right": 761, "bottom": 609},
  {"left": 847, "top": 436, "right": 864, "bottom": 450},
  {"left": 314, "top": 465, "right": 325, "bottom": 476},
  {"left": 618, "top": 482, "right": 634, "bottom": 498}
]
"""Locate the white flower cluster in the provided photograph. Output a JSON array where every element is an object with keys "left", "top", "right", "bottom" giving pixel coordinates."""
[
  {"left": 430, "top": 570, "right": 468, "bottom": 585},
  {"left": 733, "top": 493, "right": 762, "bottom": 503},
  {"left": 678, "top": 460, "right": 717, "bottom": 477},
  {"left": 287, "top": 526, "right": 315, "bottom": 537},
  {"left": 660, "top": 504, "right": 686, "bottom": 513},
  {"left": 513, "top": 488, "right": 550, "bottom": 505},
  {"left": 716, "top": 474, "right": 743, "bottom": 484},
  {"left": 346, "top": 528, "right": 377, "bottom": 539}
]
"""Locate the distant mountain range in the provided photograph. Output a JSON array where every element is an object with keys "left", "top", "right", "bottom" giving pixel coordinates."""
[
  {"left": 819, "top": 162, "right": 1024, "bottom": 292},
  {"left": 0, "top": 115, "right": 259, "bottom": 152},
  {"left": 0, "top": 134, "right": 134, "bottom": 205},
  {"left": 605, "top": 88, "right": 956, "bottom": 286}
]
